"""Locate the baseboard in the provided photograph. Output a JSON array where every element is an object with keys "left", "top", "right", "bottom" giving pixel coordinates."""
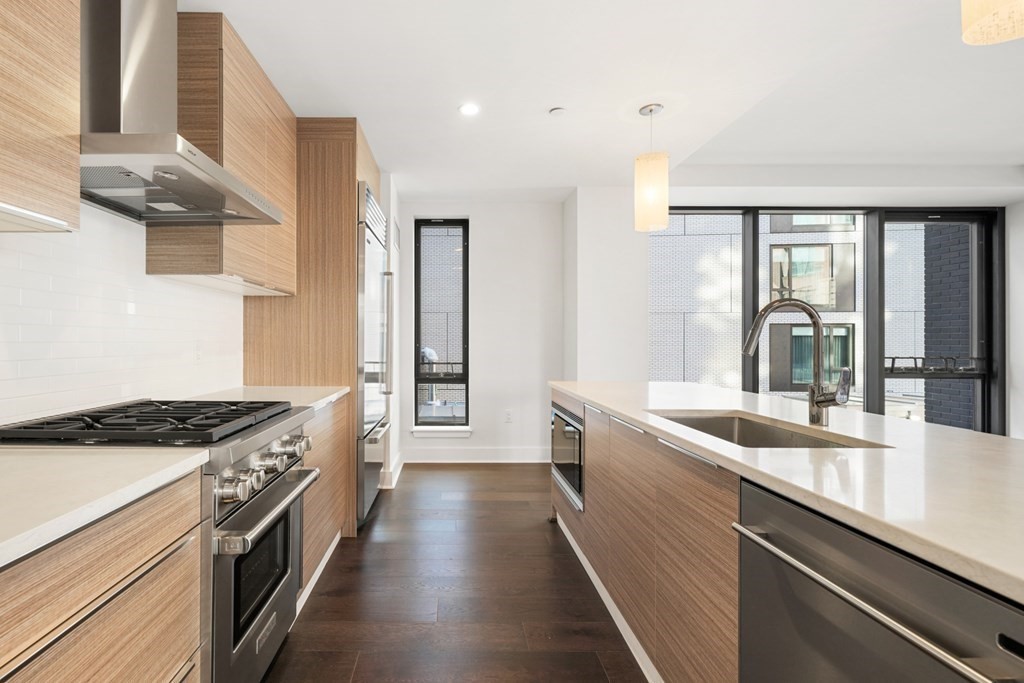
[
  {"left": 380, "top": 458, "right": 404, "bottom": 489},
  {"left": 557, "top": 514, "right": 663, "bottom": 683},
  {"left": 295, "top": 530, "right": 341, "bottom": 618},
  {"left": 402, "top": 446, "right": 549, "bottom": 464}
]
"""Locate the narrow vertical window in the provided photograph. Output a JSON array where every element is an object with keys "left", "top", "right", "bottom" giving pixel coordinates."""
[{"left": 414, "top": 219, "right": 469, "bottom": 426}]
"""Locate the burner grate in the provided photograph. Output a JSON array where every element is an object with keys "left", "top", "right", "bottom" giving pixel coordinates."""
[{"left": 0, "top": 400, "right": 292, "bottom": 444}]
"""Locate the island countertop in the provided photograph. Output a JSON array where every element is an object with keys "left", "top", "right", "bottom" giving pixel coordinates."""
[{"left": 550, "top": 380, "right": 1024, "bottom": 606}]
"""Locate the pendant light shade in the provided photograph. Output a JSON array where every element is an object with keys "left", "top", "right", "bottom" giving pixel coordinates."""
[
  {"left": 962, "top": 0, "right": 1024, "bottom": 45},
  {"left": 634, "top": 103, "right": 668, "bottom": 233},
  {"left": 634, "top": 151, "right": 669, "bottom": 233}
]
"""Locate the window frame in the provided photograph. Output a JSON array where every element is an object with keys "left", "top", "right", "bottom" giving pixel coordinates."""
[
  {"left": 413, "top": 218, "right": 470, "bottom": 427},
  {"left": 665, "top": 206, "right": 1005, "bottom": 434}
]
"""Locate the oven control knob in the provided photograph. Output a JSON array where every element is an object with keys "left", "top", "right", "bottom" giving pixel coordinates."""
[
  {"left": 218, "top": 477, "right": 251, "bottom": 503},
  {"left": 238, "top": 468, "right": 265, "bottom": 491},
  {"left": 254, "top": 452, "right": 289, "bottom": 473}
]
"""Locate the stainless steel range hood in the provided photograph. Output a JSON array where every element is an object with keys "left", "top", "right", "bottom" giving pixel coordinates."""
[{"left": 79, "top": 0, "right": 282, "bottom": 225}]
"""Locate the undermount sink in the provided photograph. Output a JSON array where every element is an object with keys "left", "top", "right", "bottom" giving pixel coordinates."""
[{"left": 650, "top": 411, "right": 887, "bottom": 450}]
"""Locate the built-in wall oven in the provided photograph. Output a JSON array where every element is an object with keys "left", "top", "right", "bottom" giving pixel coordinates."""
[{"left": 551, "top": 403, "right": 583, "bottom": 510}]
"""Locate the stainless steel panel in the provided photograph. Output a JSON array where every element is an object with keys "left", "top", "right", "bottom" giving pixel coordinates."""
[{"left": 739, "top": 483, "right": 1024, "bottom": 682}]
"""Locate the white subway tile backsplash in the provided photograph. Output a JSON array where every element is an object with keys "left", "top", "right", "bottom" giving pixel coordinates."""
[{"left": 0, "top": 203, "right": 242, "bottom": 424}]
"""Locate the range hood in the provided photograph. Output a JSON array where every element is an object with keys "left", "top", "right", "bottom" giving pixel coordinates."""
[{"left": 79, "top": 0, "right": 281, "bottom": 225}]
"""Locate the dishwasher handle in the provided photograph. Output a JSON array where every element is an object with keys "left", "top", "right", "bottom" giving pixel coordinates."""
[{"left": 733, "top": 523, "right": 1004, "bottom": 683}]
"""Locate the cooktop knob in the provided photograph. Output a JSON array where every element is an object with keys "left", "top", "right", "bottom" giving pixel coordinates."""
[
  {"left": 218, "top": 477, "right": 251, "bottom": 504},
  {"left": 238, "top": 468, "right": 265, "bottom": 491},
  {"left": 274, "top": 435, "right": 307, "bottom": 459},
  {"left": 254, "top": 452, "right": 289, "bottom": 473},
  {"left": 300, "top": 435, "right": 313, "bottom": 452}
]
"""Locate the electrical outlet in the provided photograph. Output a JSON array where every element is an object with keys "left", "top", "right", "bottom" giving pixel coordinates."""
[
  {"left": 193, "top": 341, "right": 202, "bottom": 362},
  {"left": 504, "top": 409, "right": 513, "bottom": 423}
]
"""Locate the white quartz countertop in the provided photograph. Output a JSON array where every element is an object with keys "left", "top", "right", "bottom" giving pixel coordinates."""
[
  {"left": 189, "top": 385, "right": 349, "bottom": 412},
  {"left": 0, "top": 385, "right": 348, "bottom": 571},
  {"left": 551, "top": 380, "right": 1024, "bottom": 605},
  {"left": 0, "top": 446, "right": 208, "bottom": 570}
]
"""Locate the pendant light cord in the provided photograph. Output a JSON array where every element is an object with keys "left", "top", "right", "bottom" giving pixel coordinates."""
[{"left": 649, "top": 114, "right": 654, "bottom": 153}]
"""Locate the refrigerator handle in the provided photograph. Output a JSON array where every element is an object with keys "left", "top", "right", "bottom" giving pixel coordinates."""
[{"left": 383, "top": 271, "right": 394, "bottom": 395}]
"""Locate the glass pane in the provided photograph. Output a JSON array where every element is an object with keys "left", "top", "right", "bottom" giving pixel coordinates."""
[
  {"left": 418, "top": 226, "right": 465, "bottom": 373},
  {"left": 883, "top": 221, "right": 978, "bottom": 429},
  {"left": 234, "top": 515, "right": 288, "bottom": 644},
  {"left": 758, "top": 214, "right": 863, "bottom": 406},
  {"left": 416, "top": 383, "right": 467, "bottom": 426},
  {"left": 648, "top": 213, "right": 742, "bottom": 388}
]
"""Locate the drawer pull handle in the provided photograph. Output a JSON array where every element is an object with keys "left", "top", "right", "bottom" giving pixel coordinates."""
[
  {"left": 657, "top": 438, "right": 718, "bottom": 469},
  {"left": 732, "top": 523, "right": 999, "bottom": 683},
  {"left": 610, "top": 416, "right": 643, "bottom": 434},
  {"left": 584, "top": 404, "right": 603, "bottom": 414}
]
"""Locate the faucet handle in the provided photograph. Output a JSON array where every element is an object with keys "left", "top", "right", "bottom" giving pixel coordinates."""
[{"left": 834, "top": 367, "right": 852, "bottom": 405}]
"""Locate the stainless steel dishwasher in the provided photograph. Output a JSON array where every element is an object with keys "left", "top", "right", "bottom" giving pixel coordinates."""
[{"left": 736, "top": 483, "right": 1024, "bottom": 682}]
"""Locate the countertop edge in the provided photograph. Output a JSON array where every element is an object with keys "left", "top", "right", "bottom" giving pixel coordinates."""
[
  {"left": 550, "top": 380, "right": 1024, "bottom": 607},
  {"left": 0, "top": 449, "right": 209, "bottom": 571}
]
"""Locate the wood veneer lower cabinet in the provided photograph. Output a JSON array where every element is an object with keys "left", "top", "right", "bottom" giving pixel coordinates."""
[
  {"left": 655, "top": 439, "right": 739, "bottom": 682},
  {"left": 0, "top": 472, "right": 201, "bottom": 674},
  {"left": 582, "top": 405, "right": 612, "bottom": 579},
  {"left": 550, "top": 404, "right": 741, "bottom": 683},
  {"left": 604, "top": 417, "right": 659, "bottom": 656},
  {"left": 301, "top": 393, "right": 356, "bottom": 585},
  {"left": 9, "top": 531, "right": 201, "bottom": 683}
]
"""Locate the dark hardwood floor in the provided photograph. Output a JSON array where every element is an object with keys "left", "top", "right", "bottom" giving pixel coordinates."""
[{"left": 264, "top": 463, "right": 645, "bottom": 682}]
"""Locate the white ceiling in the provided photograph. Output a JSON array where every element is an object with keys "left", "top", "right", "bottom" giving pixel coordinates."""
[{"left": 178, "top": 0, "right": 1024, "bottom": 201}]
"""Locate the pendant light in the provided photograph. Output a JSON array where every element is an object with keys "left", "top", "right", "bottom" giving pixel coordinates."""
[
  {"left": 634, "top": 104, "right": 669, "bottom": 233},
  {"left": 962, "top": 0, "right": 1024, "bottom": 45}
]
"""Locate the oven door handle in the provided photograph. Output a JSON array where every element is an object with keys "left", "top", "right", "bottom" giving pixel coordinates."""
[{"left": 215, "top": 468, "right": 320, "bottom": 555}]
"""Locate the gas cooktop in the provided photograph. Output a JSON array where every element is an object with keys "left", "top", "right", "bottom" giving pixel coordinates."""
[{"left": 0, "top": 400, "right": 292, "bottom": 444}]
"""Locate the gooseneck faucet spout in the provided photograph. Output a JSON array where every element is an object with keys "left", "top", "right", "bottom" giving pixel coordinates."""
[{"left": 743, "top": 298, "right": 851, "bottom": 427}]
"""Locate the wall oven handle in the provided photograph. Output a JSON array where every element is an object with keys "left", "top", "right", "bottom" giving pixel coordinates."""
[
  {"left": 383, "top": 271, "right": 394, "bottom": 395},
  {"left": 732, "top": 523, "right": 999, "bottom": 683},
  {"left": 216, "top": 468, "right": 320, "bottom": 555}
]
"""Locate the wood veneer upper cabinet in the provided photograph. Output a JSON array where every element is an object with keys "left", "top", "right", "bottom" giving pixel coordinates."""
[
  {"left": 147, "top": 12, "right": 297, "bottom": 295},
  {"left": 605, "top": 416, "right": 658, "bottom": 656},
  {"left": 0, "top": 0, "right": 80, "bottom": 232},
  {"left": 655, "top": 439, "right": 739, "bottom": 683}
]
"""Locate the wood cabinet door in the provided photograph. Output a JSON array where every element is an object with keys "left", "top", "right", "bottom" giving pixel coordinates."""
[
  {"left": 582, "top": 404, "right": 611, "bottom": 579},
  {"left": 263, "top": 98, "right": 298, "bottom": 294},
  {"left": 10, "top": 530, "right": 201, "bottom": 683},
  {"left": 655, "top": 439, "right": 739, "bottom": 682},
  {"left": 0, "top": 0, "right": 80, "bottom": 230},
  {"left": 604, "top": 416, "right": 658, "bottom": 656}
]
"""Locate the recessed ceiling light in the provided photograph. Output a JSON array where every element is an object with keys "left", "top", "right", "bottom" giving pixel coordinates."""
[{"left": 459, "top": 103, "right": 480, "bottom": 116}]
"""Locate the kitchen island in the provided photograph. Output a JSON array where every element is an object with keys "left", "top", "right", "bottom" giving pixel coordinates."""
[{"left": 550, "top": 380, "right": 1024, "bottom": 682}]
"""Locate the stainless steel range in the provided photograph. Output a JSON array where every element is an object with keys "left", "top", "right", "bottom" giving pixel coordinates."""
[{"left": 0, "top": 399, "right": 320, "bottom": 683}]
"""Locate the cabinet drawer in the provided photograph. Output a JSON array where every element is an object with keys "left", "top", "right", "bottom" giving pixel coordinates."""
[
  {"left": 0, "top": 471, "right": 201, "bottom": 670},
  {"left": 10, "top": 529, "right": 201, "bottom": 683}
]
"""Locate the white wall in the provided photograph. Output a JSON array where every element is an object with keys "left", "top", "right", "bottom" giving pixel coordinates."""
[
  {"left": 574, "top": 187, "right": 649, "bottom": 381},
  {"left": 562, "top": 190, "right": 578, "bottom": 380},
  {"left": 398, "top": 200, "right": 563, "bottom": 462},
  {"left": 0, "top": 203, "right": 242, "bottom": 424},
  {"left": 1007, "top": 201, "right": 1024, "bottom": 438}
]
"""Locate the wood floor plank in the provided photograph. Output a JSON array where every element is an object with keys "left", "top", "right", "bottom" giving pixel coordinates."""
[
  {"left": 350, "top": 650, "right": 610, "bottom": 682},
  {"left": 523, "top": 622, "right": 630, "bottom": 652},
  {"left": 262, "top": 463, "right": 639, "bottom": 682}
]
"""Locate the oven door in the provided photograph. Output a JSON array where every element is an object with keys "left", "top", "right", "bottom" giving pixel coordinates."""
[
  {"left": 551, "top": 405, "right": 583, "bottom": 511},
  {"left": 213, "top": 467, "right": 319, "bottom": 683}
]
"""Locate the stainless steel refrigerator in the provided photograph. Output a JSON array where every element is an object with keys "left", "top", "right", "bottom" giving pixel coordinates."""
[{"left": 357, "top": 181, "right": 392, "bottom": 526}]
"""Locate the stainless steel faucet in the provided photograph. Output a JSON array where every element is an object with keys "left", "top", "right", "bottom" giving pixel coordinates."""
[{"left": 742, "top": 298, "right": 852, "bottom": 426}]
